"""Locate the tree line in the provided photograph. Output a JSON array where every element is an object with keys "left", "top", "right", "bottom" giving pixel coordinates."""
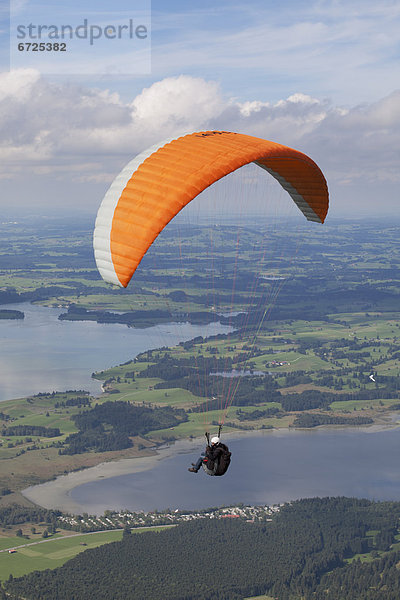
[
  {"left": 2, "top": 425, "right": 61, "bottom": 437},
  {"left": 0, "top": 505, "right": 61, "bottom": 528},
  {"left": 293, "top": 413, "right": 373, "bottom": 428}
]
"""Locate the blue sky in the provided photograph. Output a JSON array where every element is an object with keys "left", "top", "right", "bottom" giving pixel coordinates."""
[{"left": 0, "top": 0, "right": 399, "bottom": 217}]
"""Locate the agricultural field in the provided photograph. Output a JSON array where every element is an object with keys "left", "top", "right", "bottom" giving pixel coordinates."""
[
  {"left": 94, "top": 309, "right": 400, "bottom": 433},
  {"left": 0, "top": 526, "right": 170, "bottom": 581},
  {"left": 0, "top": 530, "right": 123, "bottom": 580}
]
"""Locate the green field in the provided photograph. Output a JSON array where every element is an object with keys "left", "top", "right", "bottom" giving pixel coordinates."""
[
  {"left": 0, "top": 527, "right": 170, "bottom": 581},
  {"left": 0, "top": 531, "right": 123, "bottom": 580}
]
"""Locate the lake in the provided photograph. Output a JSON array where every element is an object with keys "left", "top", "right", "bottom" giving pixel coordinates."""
[
  {"left": 0, "top": 302, "right": 231, "bottom": 402},
  {"left": 28, "top": 423, "right": 400, "bottom": 515}
]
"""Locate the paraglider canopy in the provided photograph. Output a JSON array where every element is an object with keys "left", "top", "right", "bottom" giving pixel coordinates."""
[{"left": 93, "top": 131, "right": 329, "bottom": 288}]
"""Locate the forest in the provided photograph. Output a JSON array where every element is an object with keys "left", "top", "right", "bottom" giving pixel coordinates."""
[
  {"left": 3, "top": 497, "right": 400, "bottom": 600},
  {"left": 60, "top": 400, "right": 188, "bottom": 454},
  {"left": 58, "top": 304, "right": 241, "bottom": 327},
  {"left": 0, "top": 505, "right": 61, "bottom": 528}
]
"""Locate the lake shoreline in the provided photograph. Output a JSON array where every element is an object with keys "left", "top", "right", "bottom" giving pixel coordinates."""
[
  {"left": 21, "top": 430, "right": 259, "bottom": 513},
  {"left": 22, "top": 419, "right": 400, "bottom": 514}
]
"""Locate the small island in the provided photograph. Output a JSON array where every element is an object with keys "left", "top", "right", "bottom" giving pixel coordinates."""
[{"left": 0, "top": 309, "right": 24, "bottom": 320}]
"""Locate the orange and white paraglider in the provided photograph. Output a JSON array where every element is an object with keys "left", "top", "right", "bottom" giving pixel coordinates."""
[
  {"left": 93, "top": 131, "right": 328, "bottom": 288},
  {"left": 93, "top": 130, "right": 329, "bottom": 476}
]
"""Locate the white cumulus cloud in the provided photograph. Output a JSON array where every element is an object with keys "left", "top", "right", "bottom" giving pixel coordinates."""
[{"left": 0, "top": 70, "right": 399, "bottom": 215}]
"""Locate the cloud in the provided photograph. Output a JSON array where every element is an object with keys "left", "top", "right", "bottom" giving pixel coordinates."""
[
  {"left": 304, "top": 91, "right": 400, "bottom": 185},
  {"left": 0, "top": 70, "right": 399, "bottom": 215},
  {"left": 130, "top": 76, "right": 224, "bottom": 141},
  {"left": 0, "top": 68, "right": 41, "bottom": 102},
  {"left": 0, "top": 69, "right": 131, "bottom": 174},
  {"left": 0, "top": 73, "right": 225, "bottom": 178}
]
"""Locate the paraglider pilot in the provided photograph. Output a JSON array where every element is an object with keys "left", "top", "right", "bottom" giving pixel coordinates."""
[{"left": 188, "top": 431, "right": 231, "bottom": 475}]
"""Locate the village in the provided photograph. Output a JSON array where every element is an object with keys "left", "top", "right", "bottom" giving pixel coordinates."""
[{"left": 57, "top": 503, "right": 283, "bottom": 532}]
